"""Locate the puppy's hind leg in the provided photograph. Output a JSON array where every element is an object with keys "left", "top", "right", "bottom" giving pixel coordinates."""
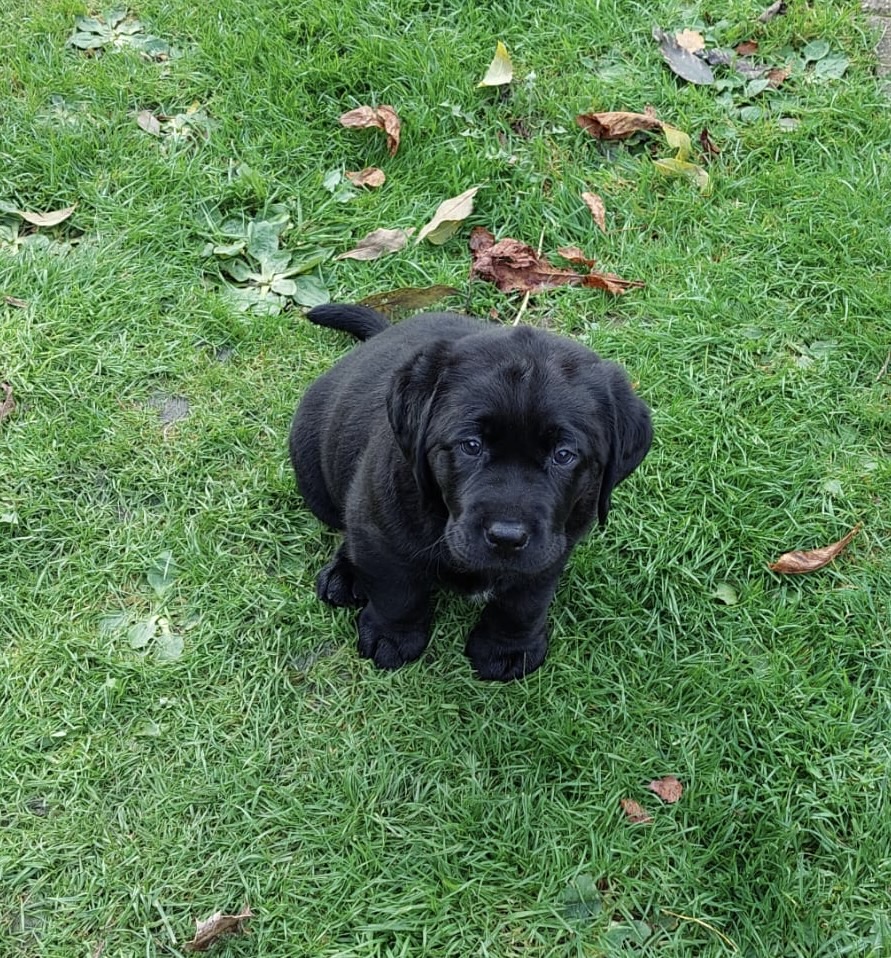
[{"left": 316, "top": 545, "right": 367, "bottom": 608}]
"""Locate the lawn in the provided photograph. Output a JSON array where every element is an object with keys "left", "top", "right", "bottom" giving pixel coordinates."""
[{"left": 1, "top": 0, "right": 890, "bottom": 955}]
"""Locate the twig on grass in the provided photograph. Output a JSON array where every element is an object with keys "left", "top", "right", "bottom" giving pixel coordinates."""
[{"left": 660, "top": 908, "right": 738, "bottom": 951}]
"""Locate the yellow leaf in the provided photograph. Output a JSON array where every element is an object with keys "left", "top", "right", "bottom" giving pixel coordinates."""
[
  {"left": 478, "top": 41, "right": 513, "bottom": 87},
  {"left": 662, "top": 125, "right": 692, "bottom": 161},
  {"left": 653, "top": 158, "right": 711, "bottom": 195},
  {"left": 416, "top": 187, "right": 480, "bottom": 245}
]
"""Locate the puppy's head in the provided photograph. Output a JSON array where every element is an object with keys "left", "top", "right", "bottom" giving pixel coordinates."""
[{"left": 387, "top": 325, "right": 651, "bottom": 576}]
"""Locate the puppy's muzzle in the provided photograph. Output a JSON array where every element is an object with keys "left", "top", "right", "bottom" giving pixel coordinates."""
[{"left": 483, "top": 519, "right": 530, "bottom": 553}]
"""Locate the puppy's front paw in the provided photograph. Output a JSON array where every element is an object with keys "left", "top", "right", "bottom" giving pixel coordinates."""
[
  {"left": 357, "top": 608, "right": 430, "bottom": 670},
  {"left": 316, "top": 552, "right": 366, "bottom": 607},
  {"left": 465, "top": 628, "right": 549, "bottom": 682}
]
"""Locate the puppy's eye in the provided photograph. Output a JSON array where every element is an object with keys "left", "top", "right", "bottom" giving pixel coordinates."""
[
  {"left": 552, "top": 448, "right": 577, "bottom": 466},
  {"left": 460, "top": 438, "right": 482, "bottom": 457}
]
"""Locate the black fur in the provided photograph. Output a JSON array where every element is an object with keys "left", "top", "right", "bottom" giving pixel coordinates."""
[{"left": 290, "top": 305, "right": 652, "bottom": 681}]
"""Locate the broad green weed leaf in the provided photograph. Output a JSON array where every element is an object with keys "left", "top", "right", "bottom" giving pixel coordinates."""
[
  {"left": 814, "top": 54, "right": 849, "bottom": 79},
  {"left": 564, "top": 874, "right": 602, "bottom": 921},
  {"left": 293, "top": 275, "right": 330, "bottom": 307},
  {"left": 154, "top": 619, "right": 184, "bottom": 662},
  {"left": 271, "top": 278, "right": 297, "bottom": 296},
  {"left": 802, "top": 39, "right": 830, "bottom": 62},
  {"left": 147, "top": 551, "right": 177, "bottom": 597},
  {"left": 220, "top": 259, "right": 253, "bottom": 282},
  {"left": 247, "top": 220, "right": 282, "bottom": 263},
  {"left": 128, "top": 615, "right": 158, "bottom": 650}
]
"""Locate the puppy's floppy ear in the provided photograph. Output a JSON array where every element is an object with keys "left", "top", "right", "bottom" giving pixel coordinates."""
[
  {"left": 386, "top": 341, "right": 452, "bottom": 503},
  {"left": 597, "top": 364, "right": 653, "bottom": 525}
]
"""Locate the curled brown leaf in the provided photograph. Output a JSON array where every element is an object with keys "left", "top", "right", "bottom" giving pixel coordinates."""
[
  {"left": 648, "top": 776, "right": 684, "bottom": 803},
  {"left": 576, "top": 110, "right": 663, "bottom": 140},
  {"left": 184, "top": 905, "right": 253, "bottom": 952},
  {"left": 620, "top": 798, "right": 652, "bottom": 824},
  {"left": 581, "top": 192, "right": 607, "bottom": 232},
  {"left": 339, "top": 105, "right": 401, "bottom": 156},
  {"left": 345, "top": 167, "right": 386, "bottom": 188},
  {"left": 335, "top": 227, "right": 414, "bottom": 261},
  {"left": 769, "top": 525, "right": 861, "bottom": 575},
  {"left": 470, "top": 228, "right": 643, "bottom": 296},
  {"left": 0, "top": 382, "right": 14, "bottom": 423}
]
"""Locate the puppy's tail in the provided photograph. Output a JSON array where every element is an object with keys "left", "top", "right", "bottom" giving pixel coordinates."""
[{"left": 305, "top": 304, "right": 390, "bottom": 342}]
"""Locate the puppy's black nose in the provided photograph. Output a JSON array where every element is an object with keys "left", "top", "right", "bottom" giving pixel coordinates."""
[{"left": 484, "top": 520, "right": 529, "bottom": 551}]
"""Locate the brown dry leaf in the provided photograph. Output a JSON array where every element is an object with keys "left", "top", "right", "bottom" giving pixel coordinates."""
[
  {"left": 769, "top": 525, "right": 861, "bottom": 575},
  {"left": 416, "top": 186, "right": 479, "bottom": 245},
  {"left": 335, "top": 227, "right": 414, "bottom": 261},
  {"left": 184, "top": 905, "right": 253, "bottom": 952},
  {"left": 766, "top": 67, "right": 790, "bottom": 88},
  {"left": 758, "top": 0, "right": 787, "bottom": 23},
  {"left": 4, "top": 295, "right": 28, "bottom": 308},
  {"left": 345, "top": 167, "right": 386, "bottom": 188},
  {"left": 339, "top": 105, "right": 401, "bottom": 156},
  {"left": 576, "top": 110, "right": 663, "bottom": 140},
  {"left": 675, "top": 29, "right": 706, "bottom": 53},
  {"left": 699, "top": 127, "right": 721, "bottom": 158},
  {"left": 648, "top": 776, "right": 684, "bottom": 803},
  {"left": 581, "top": 192, "right": 607, "bottom": 233},
  {"left": 360, "top": 284, "right": 459, "bottom": 313},
  {"left": 620, "top": 798, "right": 652, "bottom": 824},
  {"left": 735, "top": 40, "right": 759, "bottom": 57},
  {"left": 17, "top": 205, "right": 76, "bottom": 227},
  {"left": 0, "top": 383, "right": 14, "bottom": 423},
  {"left": 136, "top": 109, "right": 162, "bottom": 136},
  {"left": 470, "top": 228, "right": 643, "bottom": 296}
]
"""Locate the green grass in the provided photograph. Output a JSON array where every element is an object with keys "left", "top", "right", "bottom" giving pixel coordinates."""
[{"left": 1, "top": 0, "right": 890, "bottom": 955}]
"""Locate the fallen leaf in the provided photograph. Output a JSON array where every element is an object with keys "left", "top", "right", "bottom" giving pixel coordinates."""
[
  {"left": 675, "top": 29, "right": 705, "bottom": 54},
  {"left": 735, "top": 40, "right": 759, "bottom": 57},
  {"left": 470, "top": 228, "right": 643, "bottom": 296},
  {"left": 17, "top": 205, "right": 76, "bottom": 227},
  {"left": 712, "top": 583, "right": 738, "bottom": 606},
  {"left": 814, "top": 54, "right": 849, "bottom": 80},
  {"left": 576, "top": 110, "right": 663, "bottom": 140},
  {"left": 648, "top": 776, "right": 684, "bottom": 803},
  {"left": 802, "top": 39, "right": 830, "bottom": 63},
  {"left": 699, "top": 127, "right": 721, "bottom": 158},
  {"left": 662, "top": 125, "right": 692, "bottom": 161},
  {"left": 478, "top": 40, "right": 513, "bottom": 87},
  {"left": 359, "top": 284, "right": 460, "bottom": 313},
  {"left": 653, "top": 157, "right": 711, "bottom": 195},
  {"left": 0, "top": 382, "right": 14, "bottom": 423},
  {"left": 416, "top": 186, "right": 479, "bottom": 245},
  {"left": 184, "top": 905, "right": 253, "bottom": 952},
  {"left": 766, "top": 67, "right": 790, "bottom": 88},
  {"left": 339, "top": 105, "right": 401, "bottom": 156},
  {"left": 136, "top": 109, "right": 162, "bottom": 136},
  {"left": 581, "top": 192, "right": 607, "bottom": 232},
  {"left": 344, "top": 167, "right": 386, "bottom": 188},
  {"left": 769, "top": 525, "right": 861, "bottom": 575},
  {"left": 4, "top": 295, "right": 28, "bottom": 308},
  {"left": 335, "top": 227, "right": 414, "bottom": 261},
  {"left": 758, "top": 0, "right": 787, "bottom": 23},
  {"left": 653, "top": 27, "right": 715, "bottom": 85},
  {"left": 619, "top": 798, "right": 652, "bottom": 824}
]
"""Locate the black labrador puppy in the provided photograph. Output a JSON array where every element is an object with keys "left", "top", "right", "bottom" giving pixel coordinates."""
[{"left": 290, "top": 305, "right": 652, "bottom": 681}]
